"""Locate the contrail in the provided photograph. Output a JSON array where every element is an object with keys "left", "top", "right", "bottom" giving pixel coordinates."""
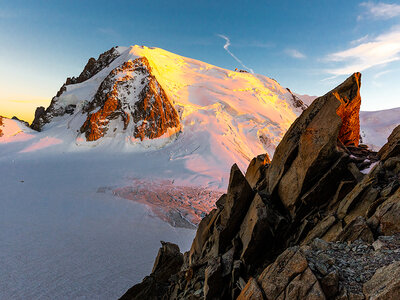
[{"left": 217, "top": 34, "right": 254, "bottom": 73}]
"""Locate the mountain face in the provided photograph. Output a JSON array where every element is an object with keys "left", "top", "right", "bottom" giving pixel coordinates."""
[
  {"left": 79, "top": 57, "right": 180, "bottom": 141},
  {"left": 27, "top": 45, "right": 310, "bottom": 182},
  {"left": 121, "top": 73, "right": 400, "bottom": 300}
]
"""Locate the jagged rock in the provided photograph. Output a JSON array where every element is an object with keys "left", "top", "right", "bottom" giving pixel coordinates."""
[
  {"left": 120, "top": 242, "right": 183, "bottom": 300},
  {"left": 363, "top": 261, "right": 400, "bottom": 300},
  {"left": 369, "top": 188, "right": 400, "bottom": 236},
  {"left": 239, "top": 193, "right": 285, "bottom": 266},
  {"left": 121, "top": 74, "right": 400, "bottom": 300},
  {"left": 378, "top": 124, "right": 400, "bottom": 160},
  {"left": 203, "top": 257, "right": 223, "bottom": 299},
  {"left": 80, "top": 57, "right": 181, "bottom": 141},
  {"left": 0, "top": 116, "right": 3, "bottom": 137},
  {"left": 320, "top": 270, "right": 339, "bottom": 298},
  {"left": 31, "top": 47, "right": 120, "bottom": 132},
  {"left": 237, "top": 277, "right": 265, "bottom": 300},
  {"left": 337, "top": 216, "right": 374, "bottom": 243},
  {"left": 302, "top": 215, "right": 337, "bottom": 245},
  {"left": 217, "top": 164, "right": 254, "bottom": 254},
  {"left": 245, "top": 153, "right": 270, "bottom": 190},
  {"left": 11, "top": 116, "right": 29, "bottom": 127},
  {"left": 267, "top": 73, "right": 361, "bottom": 218},
  {"left": 286, "top": 88, "right": 308, "bottom": 111},
  {"left": 257, "top": 247, "right": 325, "bottom": 299},
  {"left": 69, "top": 47, "right": 119, "bottom": 84}
]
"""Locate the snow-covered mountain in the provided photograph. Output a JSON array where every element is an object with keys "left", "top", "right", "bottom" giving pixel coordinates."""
[
  {"left": 30, "top": 46, "right": 307, "bottom": 165},
  {"left": 1, "top": 46, "right": 399, "bottom": 299}
]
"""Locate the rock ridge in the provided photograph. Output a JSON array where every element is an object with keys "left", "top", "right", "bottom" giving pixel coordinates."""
[{"left": 121, "top": 72, "right": 400, "bottom": 299}]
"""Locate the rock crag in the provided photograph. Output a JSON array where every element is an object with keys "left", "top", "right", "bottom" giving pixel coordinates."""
[
  {"left": 121, "top": 72, "right": 400, "bottom": 299},
  {"left": 80, "top": 57, "right": 180, "bottom": 141},
  {"left": 30, "top": 47, "right": 120, "bottom": 131}
]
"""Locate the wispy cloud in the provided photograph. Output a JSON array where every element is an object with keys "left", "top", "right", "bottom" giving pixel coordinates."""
[
  {"left": 350, "top": 34, "right": 370, "bottom": 45},
  {"left": 360, "top": 2, "right": 400, "bottom": 20},
  {"left": 217, "top": 34, "right": 254, "bottom": 73},
  {"left": 285, "top": 48, "right": 306, "bottom": 59},
  {"left": 325, "top": 26, "right": 400, "bottom": 76}
]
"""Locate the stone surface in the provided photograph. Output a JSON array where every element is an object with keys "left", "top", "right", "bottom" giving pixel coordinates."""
[
  {"left": 268, "top": 73, "right": 361, "bottom": 218},
  {"left": 237, "top": 277, "right": 265, "bottom": 300},
  {"left": 120, "top": 242, "right": 183, "bottom": 300},
  {"left": 80, "top": 57, "right": 181, "bottom": 141},
  {"left": 31, "top": 47, "right": 120, "bottom": 131},
  {"left": 363, "top": 261, "right": 400, "bottom": 300},
  {"left": 245, "top": 153, "right": 270, "bottom": 190},
  {"left": 121, "top": 73, "right": 400, "bottom": 300},
  {"left": 378, "top": 124, "right": 400, "bottom": 160}
]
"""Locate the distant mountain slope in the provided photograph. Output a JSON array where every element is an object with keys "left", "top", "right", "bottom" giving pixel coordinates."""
[
  {"left": 360, "top": 107, "right": 400, "bottom": 151},
  {"left": 25, "top": 45, "right": 308, "bottom": 184}
]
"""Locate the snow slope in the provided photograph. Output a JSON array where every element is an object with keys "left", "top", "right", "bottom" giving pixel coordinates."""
[
  {"left": 43, "top": 45, "right": 305, "bottom": 181},
  {"left": 2, "top": 45, "right": 398, "bottom": 299},
  {"left": 360, "top": 107, "right": 400, "bottom": 151}
]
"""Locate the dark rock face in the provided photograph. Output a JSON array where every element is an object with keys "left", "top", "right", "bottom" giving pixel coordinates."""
[
  {"left": 30, "top": 47, "right": 120, "bottom": 131},
  {"left": 80, "top": 57, "right": 180, "bottom": 141},
  {"left": 67, "top": 47, "right": 120, "bottom": 85},
  {"left": 11, "top": 116, "right": 29, "bottom": 127},
  {"left": 0, "top": 116, "right": 3, "bottom": 137},
  {"left": 119, "top": 242, "right": 183, "bottom": 300},
  {"left": 30, "top": 47, "right": 181, "bottom": 143},
  {"left": 121, "top": 73, "right": 400, "bottom": 299},
  {"left": 286, "top": 88, "right": 308, "bottom": 111}
]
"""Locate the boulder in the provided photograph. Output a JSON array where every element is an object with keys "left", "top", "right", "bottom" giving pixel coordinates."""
[
  {"left": 245, "top": 153, "right": 270, "bottom": 190},
  {"left": 369, "top": 188, "right": 400, "bottom": 236},
  {"left": 337, "top": 216, "right": 374, "bottom": 243},
  {"left": 378, "top": 125, "right": 400, "bottom": 160},
  {"left": 363, "top": 261, "right": 400, "bottom": 300},
  {"left": 218, "top": 164, "right": 254, "bottom": 254},
  {"left": 267, "top": 73, "right": 362, "bottom": 217},
  {"left": 239, "top": 193, "right": 285, "bottom": 266},
  {"left": 237, "top": 277, "right": 265, "bottom": 300},
  {"left": 257, "top": 247, "right": 325, "bottom": 299},
  {"left": 119, "top": 242, "right": 183, "bottom": 300}
]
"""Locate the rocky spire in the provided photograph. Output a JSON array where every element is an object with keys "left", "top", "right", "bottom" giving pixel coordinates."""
[{"left": 121, "top": 73, "right": 400, "bottom": 299}]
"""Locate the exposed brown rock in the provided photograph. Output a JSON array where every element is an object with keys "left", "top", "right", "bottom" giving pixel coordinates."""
[
  {"left": 337, "top": 216, "right": 374, "bottom": 243},
  {"left": 119, "top": 242, "right": 183, "bottom": 300},
  {"left": 257, "top": 247, "right": 325, "bottom": 300},
  {"left": 80, "top": 57, "right": 181, "bottom": 141},
  {"left": 369, "top": 188, "right": 400, "bottom": 236},
  {"left": 237, "top": 277, "right": 265, "bottom": 300},
  {"left": 0, "top": 116, "right": 3, "bottom": 137},
  {"left": 268, "top": 73, "right": 361, "bottom": 218},
  {"left": 68, "top": 47, "right": 119, "bottom": 84},
  {"left": 363, "top": 261, "right": 400, "bottom": 300},
  {"left": 378, "top": 124, "right": 400, "bottom": 160},
  {"left": 245, "top": 153, "right": 270, "bottom": 190},
  {"left": 121, "top": 73, "right": 400, "bottom": 300}
]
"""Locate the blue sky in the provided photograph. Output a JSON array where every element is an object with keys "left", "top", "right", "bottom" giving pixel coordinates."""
[{"left": 1, "top": 0, "right": 400, "bottom": 121}]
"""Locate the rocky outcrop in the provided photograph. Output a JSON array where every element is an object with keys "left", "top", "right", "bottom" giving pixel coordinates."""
[
  {"left": 121, "top": 73, "right": 400, "bottom": 299},
  {"left": 31, "top": 47, "right": 120, "bottom": 131},
  {"left": 30, "top": 47, "right": 181, "bottom": 143},
  {"left": 80, "top": 57, "right": 180, "bottom": 141},
  {"left": 120, "top": 242, "right": 184, "bottom": 300},
  {"left": 286, "top": 88, "right": 308, "bottom": 111},
  {"left": 0, "top": 116, "right": 3, "bottom": 137},
  {"left": 67, "top": 47, "right": 120, "bottom": 84}
]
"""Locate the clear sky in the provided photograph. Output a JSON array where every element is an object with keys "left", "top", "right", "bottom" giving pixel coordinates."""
[{"left": 1, "top": 0, "right": 400, "bottom": 123}]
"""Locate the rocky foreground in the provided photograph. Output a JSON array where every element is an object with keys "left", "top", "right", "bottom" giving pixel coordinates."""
[{"left": 120, "top": 72, "right": 400, "bottom": 299}]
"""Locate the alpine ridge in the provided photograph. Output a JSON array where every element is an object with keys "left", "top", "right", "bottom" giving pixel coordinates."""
[{"left": 120, "top": 73, "right": 400, "bottom": 300}]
